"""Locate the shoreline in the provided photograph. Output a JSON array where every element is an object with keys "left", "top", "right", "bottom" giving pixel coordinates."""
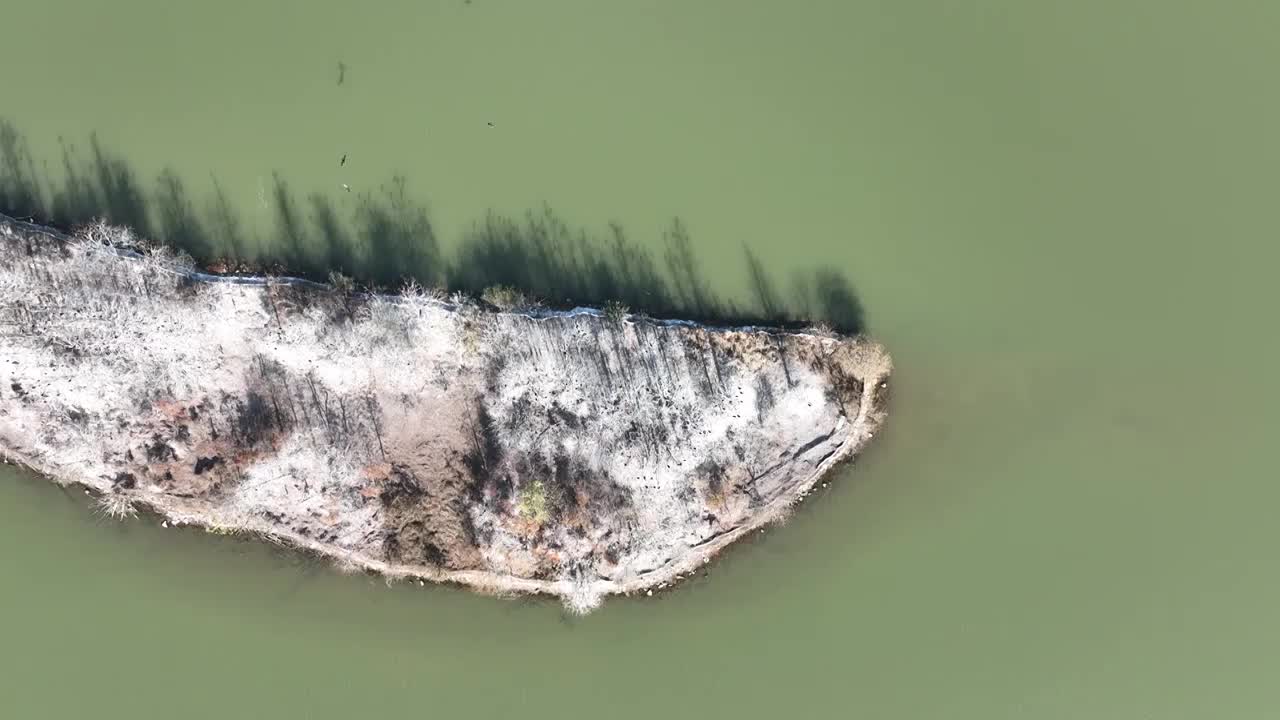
[
  {"left": 0, "top": 213, "right": 891, "bottom": 610},
  {"left": 0, "top": 212, "right": 849, "bottom": 338}
]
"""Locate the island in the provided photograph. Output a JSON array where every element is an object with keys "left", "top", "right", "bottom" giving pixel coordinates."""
[{"left": 0, "top": 214, "right": 891, "bottom": 611}]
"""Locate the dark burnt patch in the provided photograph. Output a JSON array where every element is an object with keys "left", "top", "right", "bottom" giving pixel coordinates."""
[
  {"left": 462, "top": 401, "right": 504, "bottom": 503},
  {"left": 379, "top": 463, "right": 424, "bottom": 507},
  {"left": 145, "top": 434, "right": 175, "bottom": 462},
  {"left": 697, "top": 459, "right": 727, "bottom": 497},
  {"left": 753, "top": 373, "right": 776, "bottom": 424},
  {"left": 193, "top": 455, "right": 225, "bottom": 475},
  {"left": 378, "top": 462, "right": 481, "bottom": 571},
  {"left": 504, "top": 392, "right": 534, "bottom": 431},
  {"left": 548, "top": 402, "right": 584, "bottom": 431},
  {"left": 234, "top": 391, "right": 275, "bottom": 446},
  {"left": 484, "top": 354, "right": 508, "bottom": 393},
  {"left": 822, "top": 362, "right": 865, "bottom": 415},
  {"left": 383, "top": 521, "right": 448, "bottom": 567}
]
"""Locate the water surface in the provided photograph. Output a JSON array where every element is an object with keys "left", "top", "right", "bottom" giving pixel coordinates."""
[{"left": 2, "top": 1, "right": 1279, "bottom": 718}]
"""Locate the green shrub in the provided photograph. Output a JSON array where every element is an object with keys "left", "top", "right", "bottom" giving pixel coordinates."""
[
  {"left": 516, "top": 480, "right": 550, "bottom": 524},
  {"left": 603, "top": 299, "right": 629, "bottom": 325},
  {"left": 481, "top": 284, "right": 528, "bottom": 310},
  {"left": 328, "top": 270, "right": 355, "bottom": 294}
]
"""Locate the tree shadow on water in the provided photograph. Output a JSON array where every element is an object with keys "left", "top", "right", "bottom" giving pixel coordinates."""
[
  {"left": 351, "top": 176, "right": 442, "bottom": 288},
  {"left": 86, "top": 134, "right": 151, "bottom": 238},
  {"left": 206, "top": 176, "right": 245, "bottom": 259},
  {"left": 155, "top": 169, "right": 211, "bottom": 260},
  {"left": 270, "top": 172, "right": 309, "bottom": 269},
  {"left": 307, "top": 192, "right": 351, "bottom": 273},
  {"left": 0, "top": 118, "right": 867, "bottom": 333},
  {"left": 0, "top": 121, "right": 43, "bottom": 220},
  {"left": 449, "top": 209, "right": 866, "bottom": 332}
]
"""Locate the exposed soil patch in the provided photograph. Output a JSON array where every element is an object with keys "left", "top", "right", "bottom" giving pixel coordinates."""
[{"left": 377, "top": 391, "right": 484, "bottom": 570}]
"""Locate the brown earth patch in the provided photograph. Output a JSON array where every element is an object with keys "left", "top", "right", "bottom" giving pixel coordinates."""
[{"left": 377, "top": 386, "right": 484, "bottom": 570}]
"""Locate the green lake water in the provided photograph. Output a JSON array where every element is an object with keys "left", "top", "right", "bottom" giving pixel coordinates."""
[{"left": 2, "top": 1, "right": 1279, "bottom": 717}]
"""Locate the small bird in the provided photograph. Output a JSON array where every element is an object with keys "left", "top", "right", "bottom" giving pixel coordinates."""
[
  {"left": 487, "top": 121, "right": 495, "bottom": 127},
  {"left": 341, "top": 183, "right": 351, "bottom": 192},
  {"left": 340, "top": 154, "right": 347, "bottom": 167}
]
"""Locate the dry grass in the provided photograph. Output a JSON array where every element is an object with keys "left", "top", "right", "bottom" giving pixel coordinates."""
[
  {"left": 95, "top": 492, "right": 136, "bottom": 520},
  {"left": 564, "top": 578, "right": 604, "bottom": 615},
  {"left": 401, "top": 277, "right": 446, "bottom": 303},
  {"left": 481, "top": 284, "right": 540, "bottom": 311},
  {"left": 74, "top": 218, "right": 135, "bottom": 247}
]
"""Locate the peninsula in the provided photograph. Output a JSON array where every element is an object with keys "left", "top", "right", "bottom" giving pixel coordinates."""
[{"left": 0, "top": 214, "right": 890, "bottom": 611}]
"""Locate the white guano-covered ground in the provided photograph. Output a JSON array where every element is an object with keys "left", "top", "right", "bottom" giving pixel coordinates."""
[{"left": 0, "top": 217, "right": 890, "bottom": 612}]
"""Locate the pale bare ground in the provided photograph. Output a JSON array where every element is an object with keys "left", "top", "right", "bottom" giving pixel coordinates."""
[{"left": 0, "top": 215, "right": 890, "bottom": 612}]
